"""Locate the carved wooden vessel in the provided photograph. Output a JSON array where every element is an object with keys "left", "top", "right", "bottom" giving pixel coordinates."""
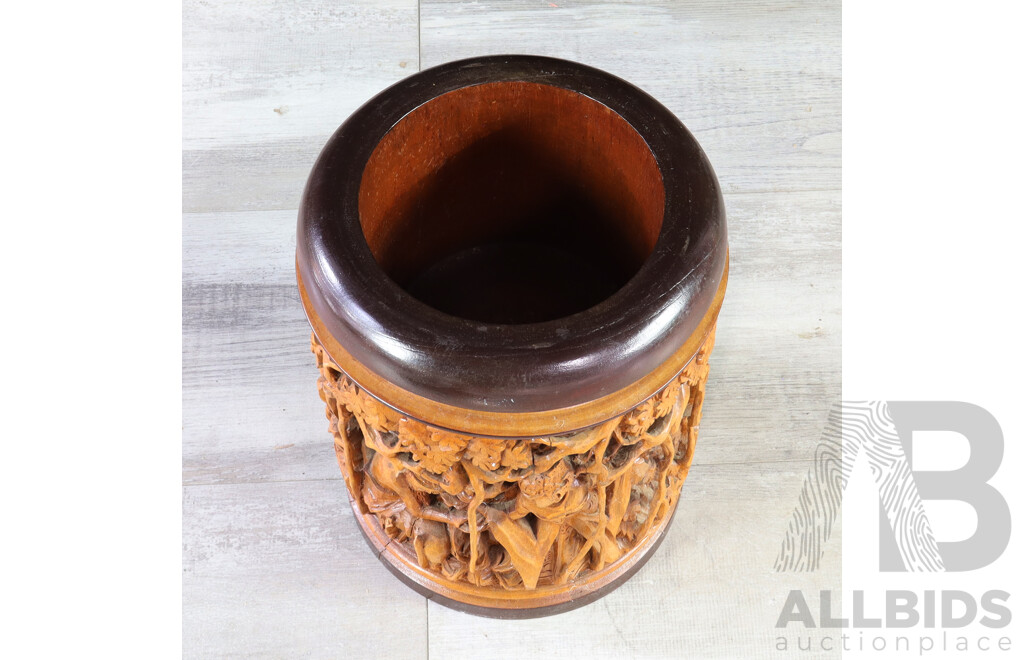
[{"left": 297, "top": 55, "right": 728, "bottom": 617}]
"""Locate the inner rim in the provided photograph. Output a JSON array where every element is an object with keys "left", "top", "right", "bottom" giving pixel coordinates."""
[{"left": 358, "top": 81, "right": 665, "bottom": 325}]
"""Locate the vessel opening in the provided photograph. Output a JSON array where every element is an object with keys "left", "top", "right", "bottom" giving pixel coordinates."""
[{"left": 358, "top": 81, "right": 665, "bottom": 324}]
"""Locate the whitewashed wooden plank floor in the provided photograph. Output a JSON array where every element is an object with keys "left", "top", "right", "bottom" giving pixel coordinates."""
[
  {"left": 183, "top": 0, "right": 420, "bottom": 213},
  {"left": 183, "top": 1, "right": 840, "bottom": 657}
]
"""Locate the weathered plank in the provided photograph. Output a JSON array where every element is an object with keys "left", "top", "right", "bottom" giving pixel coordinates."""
[
  {"left": 421, "top": 0, "right": 841, "bottom": 196},
  {"left": 183, "top": 479, "right": 428, "bottom": 659},
  {"left": 183, "top": 0, "right": 419, "bottom": 213}
]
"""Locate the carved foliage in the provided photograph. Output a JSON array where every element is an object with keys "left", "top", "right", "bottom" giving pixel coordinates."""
[{"left": 312, "top": 328, "right": 716, "bottom": 591}]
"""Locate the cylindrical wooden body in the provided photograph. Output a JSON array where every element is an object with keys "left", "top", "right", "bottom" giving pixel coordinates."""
[{"left": 297, "top": 56, "right": 728, "bottom": 617}]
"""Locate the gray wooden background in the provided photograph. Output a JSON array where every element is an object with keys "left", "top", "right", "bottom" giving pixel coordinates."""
[{"left": 183, "top": 1, "right": 841, "bottom": 657}]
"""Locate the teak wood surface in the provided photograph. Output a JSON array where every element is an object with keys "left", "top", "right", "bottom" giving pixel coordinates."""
[{"left": 183, "top": 1, "right": 840, "bottom": 657}]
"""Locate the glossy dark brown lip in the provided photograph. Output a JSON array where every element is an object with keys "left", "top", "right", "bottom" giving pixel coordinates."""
[{"left": 297, "top": 55, "right": 727, "bottom": 414}]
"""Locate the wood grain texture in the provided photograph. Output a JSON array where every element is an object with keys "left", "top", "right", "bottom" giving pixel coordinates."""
[
  {"left": 183, "top": 0, "right": 419, "bottom": 213},
  {"left": 184, "top": 0, "right": 840, "bottom": 656},
  {"left": 183, "top": 479, "right": 428, "bottom": 659},
  {"left": 420, "top": 0, "right": 840, "bottom": 197}
]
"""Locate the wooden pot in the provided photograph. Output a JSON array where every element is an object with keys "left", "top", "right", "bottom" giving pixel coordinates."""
[{"left": 296, "top": 55, "right": 728, "bottom": 617}]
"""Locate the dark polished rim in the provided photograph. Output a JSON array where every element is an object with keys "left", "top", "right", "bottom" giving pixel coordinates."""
[{"left": 297, "top": 55, "right": 727, "bottom": 414}]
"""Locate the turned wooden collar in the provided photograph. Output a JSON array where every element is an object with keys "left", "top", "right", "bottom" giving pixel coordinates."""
[{"left": 297, "top": 55, "right": 728, "bottom": 434}]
